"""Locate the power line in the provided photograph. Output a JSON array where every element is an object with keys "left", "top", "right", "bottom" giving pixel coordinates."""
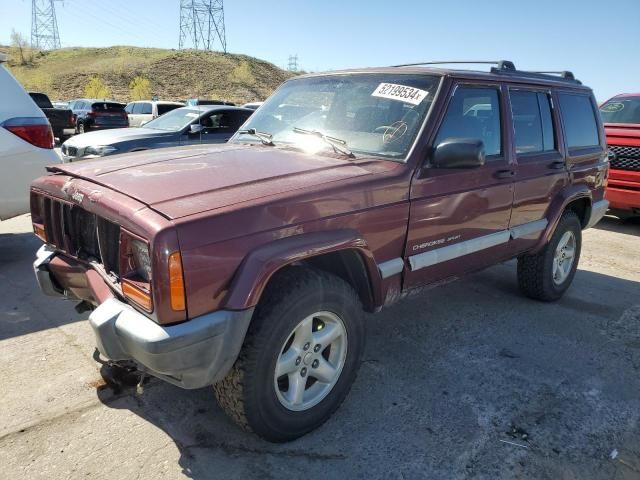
[
  {"left": 31, "top": 0, "right": 62, "bottom": 50},
  {"left": 179, "top": 0, "right": 226, "bottom": 53}
]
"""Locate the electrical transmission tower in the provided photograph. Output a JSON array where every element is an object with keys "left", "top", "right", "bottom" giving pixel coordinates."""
[
  {"left": 31, "top": 0, "right": 62, "bottom": 50},
  {"left": 179, "top": 0, "right": 227, "bottom": 53},
  {"left": 287, "top": 54, "right": 298, "bottom": 72}
]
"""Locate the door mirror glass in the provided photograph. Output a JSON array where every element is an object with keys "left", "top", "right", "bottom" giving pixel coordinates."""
[
  {"left": 189, "top": 124, "right": 203, "bottom": 134},
  {"left": 433, "top": 138, "right": 486, "bottom": 168}
]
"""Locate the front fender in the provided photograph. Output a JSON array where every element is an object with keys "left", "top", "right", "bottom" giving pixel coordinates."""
[{"left": 223, "top": 229, "right": 382, "bottom": 310}]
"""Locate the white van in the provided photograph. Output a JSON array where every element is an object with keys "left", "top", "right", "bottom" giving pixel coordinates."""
[
  {"left": 125, "top": 100, "right": 184, "bottom": 127},
  {"left": 0, "top": 53, "right": 60, "bottom": 220}
]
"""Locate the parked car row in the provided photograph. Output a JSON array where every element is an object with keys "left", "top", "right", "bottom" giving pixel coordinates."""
[{"left": 60, "top": 105, "right": 254, "bottom": 161}]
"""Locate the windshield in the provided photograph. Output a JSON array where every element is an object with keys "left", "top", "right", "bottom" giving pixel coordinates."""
[
  {"left": 231, "top": 73, "right": 440, "bottom": 159},
  {"left": 599, "top": 96, "right": 640, "bottom": 124},
  {"left": 143, "top": 107, "right": 201, "bottom": 131}
]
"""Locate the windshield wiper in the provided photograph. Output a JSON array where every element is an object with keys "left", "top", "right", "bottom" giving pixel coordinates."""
[
  {"left": 292, "top": 127, "right": 355, "bottom": 158},
  {"left": 236, "top": 128, "right": 275, "bottom": 146}
]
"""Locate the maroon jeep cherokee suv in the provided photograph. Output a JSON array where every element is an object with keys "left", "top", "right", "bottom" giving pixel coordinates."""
[{"left": 31, "top": 61, "right": 609, "bottom": 442}]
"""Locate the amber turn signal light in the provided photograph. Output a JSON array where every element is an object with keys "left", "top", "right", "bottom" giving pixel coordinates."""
[
  {"left": 168, "top": 252, "right": 186, "bottom": 311},
  {"left": 33, "top": 224, "right": 47, "bottom": 242},
  {"left": 122, "top": 281, "right": 153, "bottom": 312}
]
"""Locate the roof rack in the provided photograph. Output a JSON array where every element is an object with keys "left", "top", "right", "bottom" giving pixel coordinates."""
[
  {"left": 391, "top": 60, "right": 582, "bottom": 85},
  {"left": 391, "top": 60, "right": 516, "bottom": 71}
]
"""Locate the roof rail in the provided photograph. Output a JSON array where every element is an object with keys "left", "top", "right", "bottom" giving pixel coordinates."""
[
  {"left": 0, "top": 52, "right": 8, "bottom": 63},
  {"left": 391, "top": 60, "right": 516, "bottom": 71},
  {"left": 527, "top": 70, "right": 576, "bottom": 80},
  {"left": 491, "top": 67, "right": 582, "bottom": 85}
]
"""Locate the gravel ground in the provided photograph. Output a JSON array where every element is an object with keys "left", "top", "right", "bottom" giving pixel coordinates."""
[{"left": 0, "top": 213, "right": 638, "bottom": 480}]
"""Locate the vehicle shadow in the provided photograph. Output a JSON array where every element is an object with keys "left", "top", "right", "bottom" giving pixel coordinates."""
[
  {"left": 594, "top": 214, "right": 640, "bottom": 237},
  {"left": 94, "top": 264, "right": 640, "bottom": 479},
  {"left": 0, "top": 231, "right": 84, "bottom": 341}
]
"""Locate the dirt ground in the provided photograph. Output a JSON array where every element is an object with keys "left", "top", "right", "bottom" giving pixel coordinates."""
[{"left": 0, "top": 213, "right": 638, "bottom": 480}]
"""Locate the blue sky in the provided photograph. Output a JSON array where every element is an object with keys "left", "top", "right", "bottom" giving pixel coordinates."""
[{"left": 2, "top": 0, "right": 639, "bottom": 101}]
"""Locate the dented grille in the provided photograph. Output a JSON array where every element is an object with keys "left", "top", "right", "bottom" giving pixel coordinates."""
[
  {"left": 40, "top": 196, "right": 120, "bottom": 275},
  {"left": 609, "top": 145, "right": 640, "bottom": 171}
]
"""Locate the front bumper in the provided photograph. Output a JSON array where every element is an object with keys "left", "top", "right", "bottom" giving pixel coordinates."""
[
  {"left": 90, "top": 298, "right": 254, "bottom": 389},
  {"left": 34, "top": 245, "right": 254, "bottom": 389},
  {"left": 607, "top": 169, "right": 640, "bottom": 212}
]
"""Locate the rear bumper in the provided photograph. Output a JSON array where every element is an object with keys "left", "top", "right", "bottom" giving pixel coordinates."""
[
  {"left": 585, "top": 199, "right": 609, "bottom": 228},
  {"left": 34, "top": 245, "right": 254, "bottom": 389}
]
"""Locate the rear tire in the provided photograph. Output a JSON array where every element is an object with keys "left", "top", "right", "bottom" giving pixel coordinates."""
[
  {"left": 517, "top": 210, "right": 582, "bottom": 301},
  {"left": 214, "top": 267, "right": 365, "bottom": 442}
]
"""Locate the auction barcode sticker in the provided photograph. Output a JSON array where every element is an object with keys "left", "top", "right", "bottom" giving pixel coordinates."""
[{"left": 371, "top": 83, "right": 428, "bottom": 106}]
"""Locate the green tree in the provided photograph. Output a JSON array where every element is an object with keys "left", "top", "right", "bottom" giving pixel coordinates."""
[
  {"left": 10, "top": 29, "right": 31, "bottom": 65},
  {"left": 230, "top": 61, "right": 254, "bottom": 86},
  {"left": 129, "top": 75, "right": 151, "bottom": 100},
  {"left": 84, "top": 76, "right": 111, "bottom": 99}
]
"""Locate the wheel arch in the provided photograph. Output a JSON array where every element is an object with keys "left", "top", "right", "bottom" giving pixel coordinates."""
[
  {"left": 533, "top": 185, "right": 592, "bottom": 253},
  {"left": 223, "top": 230, "right": 383, "bottom": 312}
]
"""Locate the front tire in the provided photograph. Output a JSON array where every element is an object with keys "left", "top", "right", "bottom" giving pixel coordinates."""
[
  {"left": 517, "top": 210, "right": 582, "bottom": 301},
  {"left": 214, "top": 267, "right": 365, "bottom": 442}
]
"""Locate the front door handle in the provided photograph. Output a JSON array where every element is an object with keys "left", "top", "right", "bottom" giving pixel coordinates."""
[
  {"left": 495, "top": 169, "right": 515, "bottom": 179},
  {"left": 549, "top": 160, "right": 566, "bottom": 170}
]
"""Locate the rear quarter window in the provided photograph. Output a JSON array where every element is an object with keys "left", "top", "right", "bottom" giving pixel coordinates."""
[
  {"left": 157, "top": 104, "right": 182, "bottom": 115},
  {"left": 558, "top": 93, "right": 600, "bottom": 149}
]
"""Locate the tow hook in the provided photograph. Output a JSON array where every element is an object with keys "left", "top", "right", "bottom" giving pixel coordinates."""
[
  {"left": 75, "top": 300, "right": 94, "bottom": 314},
  {"left": 136, "top": 372, "right": 147, "bottom": 395}
]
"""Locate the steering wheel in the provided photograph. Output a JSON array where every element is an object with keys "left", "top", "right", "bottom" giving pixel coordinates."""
[{"left": 380, "top": 109, "right": 421, "bottom": 145}]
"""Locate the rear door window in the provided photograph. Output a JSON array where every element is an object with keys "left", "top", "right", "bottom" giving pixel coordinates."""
[
  {"left": 157, "top": 104, "right": 182, "bottom": 116},
  {"left": 434, "top": 86, "right": 502, "bottom": 157},
  {"left": 92, "top": 102, "right": 125, "bottom": 112},
  {"left": 140, "top": 103, "right": 153, "bottom": 115},
  {"left": 558, "top": 93, "right": 600, "bottom": 149},
  {"left": 510, "top": 90, "right": 556, "bottom": 154}
]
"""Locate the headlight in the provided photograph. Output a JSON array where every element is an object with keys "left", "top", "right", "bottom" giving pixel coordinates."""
[
  {"left": 130, "top": 239, "right": 151, "bottom": 282},
  {"left": 85, "top": 145, "right": 118, "bottom": 156}
]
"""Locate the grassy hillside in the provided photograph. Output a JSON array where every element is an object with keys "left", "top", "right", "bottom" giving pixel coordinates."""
[{"left": 3, "top": 46, "right": 294, "bottom": 104}]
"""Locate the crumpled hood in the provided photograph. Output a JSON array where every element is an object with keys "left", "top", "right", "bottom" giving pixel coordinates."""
[{"left": 48, "top": 144, "right": 375, "bottom": 219}]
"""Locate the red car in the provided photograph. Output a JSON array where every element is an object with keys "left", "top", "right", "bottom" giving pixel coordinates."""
[{"left": 600, "top": 94, "right": 640, "bottom": 217}]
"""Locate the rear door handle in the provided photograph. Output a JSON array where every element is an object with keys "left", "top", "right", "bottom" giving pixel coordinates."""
[
  {"left": 495, "top": 169, "right": 515, "bottom": 179},
  {"left": 549, "top": 160, "right": 566, "bottom": 170}
]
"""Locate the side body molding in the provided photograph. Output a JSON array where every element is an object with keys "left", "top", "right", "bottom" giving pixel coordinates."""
[{"left": 224, "top": 229, "right": 383, "bottom": 310}]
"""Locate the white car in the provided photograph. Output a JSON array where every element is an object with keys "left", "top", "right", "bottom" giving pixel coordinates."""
[
  {"left": 0, "top": 53, "right": 60, "bottom": 220},
  {"left": 242, "top": 101, "right": 264, "bottom": 110},
  {"left": 125, "top": 100, "right": 184, "bottom": 127}
]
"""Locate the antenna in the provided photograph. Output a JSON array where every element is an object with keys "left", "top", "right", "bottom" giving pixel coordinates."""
[
  {"left": 179, "top": 0, "right": 227, "bottom": 53},
  {"left": 287, "top": 54, "right": 298, "bottom": 72},
  {"left": 31, "top": 0, "right": 62, "bottom": 50}
]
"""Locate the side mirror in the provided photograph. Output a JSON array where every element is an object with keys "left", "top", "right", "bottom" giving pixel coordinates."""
[
  {"left": 189, "top": 124, "right": 203, "bottom": 134},
  {"left": 432, "top": 138, "right": 486, "bottom": 168}
]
